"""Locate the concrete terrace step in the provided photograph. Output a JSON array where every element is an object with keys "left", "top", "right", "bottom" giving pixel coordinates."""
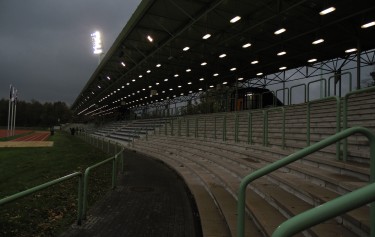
[
  {"left": 133, "top": 137, "right": 366, "bottom": 236},
  {"left": 132, "top": 146, "right": 262, "bottom": 237}
]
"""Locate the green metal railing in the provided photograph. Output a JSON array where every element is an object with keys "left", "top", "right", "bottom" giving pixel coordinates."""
[
  {"left": 223, "top": 114, "right": 227, "bottom": 141},
  {"left": 343, "top": 86, "right": 375, "bottom": 161},
  {"left": 237, "top": 126, "right": 375, "bottom": 237},
  {"left": 235, "top": 113, "right": 239, "bottom": 143},
  {"left": 275, "top": 88, "right": 290, "bottom": 106},
  {"left": 307, "top": 96, "right": 340, "bottom": 160},
  {"left": 328, "top": 72, "right": 352, "bottom": 97},
  {"left": 307, "top": 78, "right": 327, "bottom": 102},
  {"left": 290, "top": 83, "right": 306, "bottom": 104},
  {"left": 82, "top": 147, "right": 124, "bottom": 219},
  {"left": 0, "top": 172, "right": 84, "bottom": 225},
  {"left": 247, "top": 112, "right": 253, "bottom": 145},
  {"left": 263, "top": 107, "right": 285, "bottom": 149},
  {"left": 272, "top": 181, "right": 375, "bottom": 237}
]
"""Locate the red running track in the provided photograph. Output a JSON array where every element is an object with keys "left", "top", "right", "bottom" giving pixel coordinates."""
[
  {"left": 11, "top": 132, "right": 50, "bottom": 141},
  {"left": 0, "top": 129, "right": 32, "bottom": 138}
]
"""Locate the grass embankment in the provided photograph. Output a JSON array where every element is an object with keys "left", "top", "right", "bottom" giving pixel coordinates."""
[{"left": 0, "top": 131, "right": 114, "bottom": 236}]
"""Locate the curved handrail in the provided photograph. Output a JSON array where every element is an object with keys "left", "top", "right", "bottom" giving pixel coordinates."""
[
  {"left": 272, "top": 181, "right": 375, "bottom": 237},
  {"left": 237, "top": 126, "right": 375, "bottom": 237},
  {"left": 82, "top": 146, "right": 124, "bottom": 219},
  {"left": 0, "top": 172, "right": 83, "bottom": 225}
]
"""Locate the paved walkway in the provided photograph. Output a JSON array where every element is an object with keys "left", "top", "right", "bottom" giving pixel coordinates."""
[{"left": 60, "top": 149, "right": 202, "bottom": 237}]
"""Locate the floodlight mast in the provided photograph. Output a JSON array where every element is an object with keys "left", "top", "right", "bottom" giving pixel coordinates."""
[{"left": 91, "top": 31, "right": 104, "bottom": 64}]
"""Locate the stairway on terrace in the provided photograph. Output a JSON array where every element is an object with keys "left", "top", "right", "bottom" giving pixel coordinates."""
[{"left": 127, "top": 90, "right": 375, "bottom": 237}]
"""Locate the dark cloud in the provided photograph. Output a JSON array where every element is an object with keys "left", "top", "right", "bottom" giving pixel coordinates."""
[{"left": 0, "top": 0, "right": 140, "bottom": 105}]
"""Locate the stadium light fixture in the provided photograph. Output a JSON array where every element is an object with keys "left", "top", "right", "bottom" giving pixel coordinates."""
[
  {"left": 183, "top": 46, "right": 190, "bottom": 51},
  {"left": 308, "top": 58, "right": 317, "bottom": 63},
  {"left": 345, "top": 48, "right": 357, "bottom": 53},
  {"left": 361, "top": 21, "right": 375, "bottom": 28},
  {"left": 256, "top": 72, "right": 263, "bottom": 76},
  {"left": 219, "top": 53, "right": 227, "bottom": 58},
  {"left": 312, "top": 38, "right": 324, "bottom": 45},
  {"left": 147, "top": 35, "right": 153, "bottom": 42},
  {"left": 202, "top": 33, "right": 211, "bottom": 39},
  {"left": 230, "top": 16, "right": 241, "bottom": 23},
  {"left": 274, "top": 28, "right": 286, "bottom": 35},
  {"left": 277, "top": 51, "right": 286, "bottom": 56},
  {"left": 242, "top": 43, "right": 251, "bottom": 48},
  {"left": 121, "top": 62, "right": 126, "bottom": 67},
  {"left": 91, "top": 31, "right": 103, "bottom": 55},
  {"left": 319, "top": 7, "right": 335, "bottom": 15},
  {"left": 251, "top": 60, "right": 259, "bottom": 64}
]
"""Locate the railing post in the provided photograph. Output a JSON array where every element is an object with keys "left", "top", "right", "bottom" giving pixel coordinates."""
[
  {"left": 223, "top": 115, "right": 227, "bottom": 141},
  {"left": 121, "top": 149, "right": 124, "bottom": 173},
  {"left": 186, "top": 119, "right": 190, "bottom": 137},
  {"left": 214, "top": 117, "right": 217, "bottom": 140},
  {"left": 247, "top": 112, "right": 252, "bottom": 144},
  {"left": 107, "top": 139, "right": 110, "bottom": 153},
  {"left": 164, "top": 120, "right": 167, "bottom": 136},
  {"left": 263, "top": 110, "right": 268, "bottom": 146},
  {"left": 171, "top": 119, "right": 174, "bottom": 136},
  {"left": 178, "top": 119, "right": 181, "bottom": 136},
  {"left": 195, "top": 117, "right": 198, "bottom": 138},
  {"left": 112, "top": 156, "right": 117, "bottom": 189},
  {"left": 204, "top": 117, "right": 207, "bottom": 139},
  {"left": 235, "top": 113, "right": 239, "bottom": 143},
  {"left": 307, "top": 97, "right": 340, "bottom": 159},
  {"left": 343, "top": 86, "right": 375, "bottom": 161},
  {"left": 77, "top": 174, "right": 83, "bottom": 225}
]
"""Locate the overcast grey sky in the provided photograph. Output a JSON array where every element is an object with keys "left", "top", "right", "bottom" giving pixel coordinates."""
[{"left": 0, "top": 0, "right": 140, "bottom": 105}]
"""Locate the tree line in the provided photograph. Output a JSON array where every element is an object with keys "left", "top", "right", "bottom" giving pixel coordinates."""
[{"left": 0, "top": 99, "right": 72, "bottom": 128}]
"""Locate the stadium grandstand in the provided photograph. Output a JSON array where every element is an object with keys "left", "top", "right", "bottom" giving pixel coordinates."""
[{"left": 69, "top": 0, "right": 375, "bottom": 236}]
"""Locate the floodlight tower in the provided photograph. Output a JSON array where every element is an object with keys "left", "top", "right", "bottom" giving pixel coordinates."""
[{"left": 91, "top": 31, "right": 104, "bottom": 64}]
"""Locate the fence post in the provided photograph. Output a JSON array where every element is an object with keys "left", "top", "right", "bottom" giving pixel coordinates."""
[
  {"left": 195, "top": 117, "right": 198, "bottom": 138},
  {"left": 223, "top": 115, "right": 227, "bottom": 142},
  {"left": 112, "top": 156, "right": 117, "bottom": 189},
  {"left": 186, "top": 119, "right": 190, "bottom": 137}
]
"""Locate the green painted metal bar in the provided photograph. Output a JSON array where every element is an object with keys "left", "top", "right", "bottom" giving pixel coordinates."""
[
  {"left": 247, "top": 112, "right": 252, "bottom": 144},
  {"left": 214, "top": 117, "right": 217, "bottom": 140},
  {"left": 164, "top": 120, "right": 167, "bottom": 136},
  {"left": 307, "top": 96, "right": 340, "bottom": 160},
  {"left": 82, "top": 147, "right": 124, "bottom": 219},
  {"left": 262, "top": 110, "right": 267, "bottom": 146},
  {"left": 237, "top": 126, "right": 375, "bottom": 237},
  {"left": 195, "top": 117, "right": 198, "bottom": 138},
  {"left": 275, "top": 88, "right": 290, "bottom": 106},
  {"left": 178, "top": 118, "right": 181, "bottom": 136},
  {"left": 290, "top": 83, "right": 306, "bottom": 104},
  {"left": 328, "top": 72, "right": 352, "bottom": 97},
  {"left": 171, "top": 118, "right": 174, "bottom": 136},
  {"left": 223, "top": 115, "right": 227, "bottom": 141},
  {"left": 343, "top": 86, "right": 375, "bottom": 161},
  {"left": 264, "top": 107, "right": 285, "bottom": 149},
  {"left": 307, "top": 78, "right": 327, "bottom": 102},
  {"left": 204, "top": 117, "right": 207, "bottom": 139},
  {"left": 273, "top": 181, "right": 375, "bottom": 237},
  {"left": 235, "top": 113, "right": 239, "bottom": 143},
  {"left": 0, "top": 172, "right": 83, "bottom": 225}
]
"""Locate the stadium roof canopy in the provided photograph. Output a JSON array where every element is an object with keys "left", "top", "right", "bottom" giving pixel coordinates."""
[{"left": 72, "top": 0, "right": 375, "bottom": 117}]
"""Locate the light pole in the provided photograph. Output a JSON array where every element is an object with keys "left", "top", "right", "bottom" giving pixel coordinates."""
[{"left": 91, "top": 31, "right": 104, "bottom": 64}]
